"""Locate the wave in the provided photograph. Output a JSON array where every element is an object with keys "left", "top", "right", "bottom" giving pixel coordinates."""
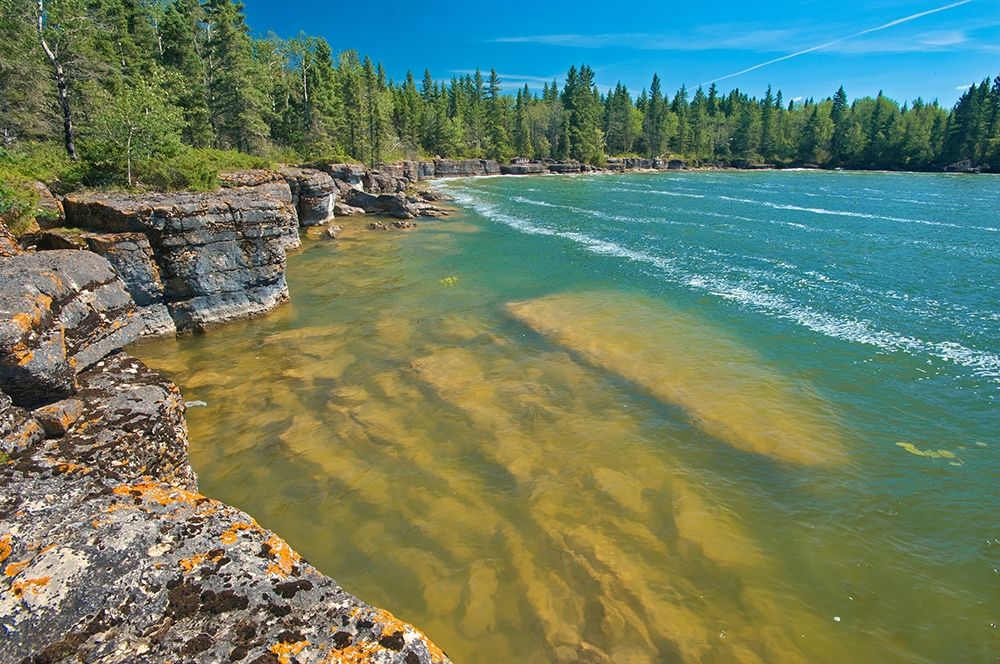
[
  {"left": 718, "top": 196, "right": 1000, "bottom": 233},
  {"left": 449, "top": 187, "right": 1000, "bottom": 382}
]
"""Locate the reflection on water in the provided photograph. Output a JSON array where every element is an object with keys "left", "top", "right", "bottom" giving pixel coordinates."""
[{"left": 137, "top": 172, "right": 1000, "bottom": 663}]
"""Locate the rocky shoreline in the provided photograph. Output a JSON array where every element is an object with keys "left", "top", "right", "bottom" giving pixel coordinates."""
[
  {"left": 0, "top": 174, "right": 453, "bottom": 660},
  {"left": 0, "top": 154, "right": 704, "bottom": 662}
]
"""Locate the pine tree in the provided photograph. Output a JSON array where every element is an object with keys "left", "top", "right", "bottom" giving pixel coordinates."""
[
  {"left": 485, "top": 68, "right": 511, "bottom": 160},
  {"left": 204, "top": 0, "right": 268, "bottom": 152},
  {"left": 159, "top": 0, "right": 212, "bottom": 146}
]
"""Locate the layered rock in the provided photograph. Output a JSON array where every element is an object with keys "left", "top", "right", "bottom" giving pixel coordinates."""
[
  {"left": 500, "top": 162, "right": 547, "bottom": 175},
  {"left": 63, "top": 189, "right": 296, "bottom": 332},
  {"left": 0, "top": 250, "right": 139, "bottom": 407},
  {"left": 279, "top": 167, "right": 337, "bottom": 226},
  {"left": 83, "top": 233, "right": 176, "bottom": 337},
  {"left": 0, "top": 247, "right": 450, "bottom": 664}
]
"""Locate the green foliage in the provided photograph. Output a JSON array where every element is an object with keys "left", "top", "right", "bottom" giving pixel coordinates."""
[
  {"left": 81, "top": 74, "right": 184, "bottom": 186},
  {"left": 2, "top": 0, "right": 996, "bottom": 187},
  {"left": 138, "top": 147, "right": 273, "bottom": 191}
]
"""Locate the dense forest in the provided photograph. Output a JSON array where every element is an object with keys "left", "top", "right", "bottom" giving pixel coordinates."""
[{"left": 1, "top": 0, "right": 999, "bottom": 195}]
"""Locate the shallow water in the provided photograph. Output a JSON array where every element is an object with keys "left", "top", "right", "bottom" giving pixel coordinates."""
[{"left": 136, "top": 171, "right": 1000, "bottom": 663}]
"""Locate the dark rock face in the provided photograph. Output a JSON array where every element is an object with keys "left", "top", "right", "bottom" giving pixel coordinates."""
[
  {"left": 345, "top": 190, "right": 417, "bottom": 219},
  {"left": 279, "top": 167, "right": 337, "bottom": 227},
  {"left": 63, "top": 189, "right": 295, "bottom": 332},
  {"left": 0, "top": 251, "right": 139, "bottom": 407},
  {"left": 0, "top": 244, "right": 450, "bottom": 664},
  {"left": 431, "top": 159, "right": 501, "bottom": 177},
  {"left": 547, "top": 161, "right": 583, "bottom": 174},
  {"left": 83, "top": 232, "right": 176, "bottom": 337},
  {"left": 500, "top": 162, "right": 547, "bottom": 175}
]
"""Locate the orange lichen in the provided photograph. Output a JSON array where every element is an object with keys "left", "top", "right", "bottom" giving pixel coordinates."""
[
  {"left": 319, "top": 640, "right": 383, "bottom": 664},
  {"left": 220, "top": 521, "right": 258, "bottom": 545},
  {"left": 264, "top": 535, "right": 300, "bottom": 577},
  {"left": 113, "top": 481, "right": 206, "bottom": 507},
  {"left": 4, "top": 561, "right": 28, "bottom": 577},
  {"left": 54, "top": 463, "right": 89, "bottom": 476},
  {"left": 0, "top": 534, "right": 11, "bottom": 564},
  {"left": 178, "top": 550, "right": 223, "bottom": 573},
  {"left": 270, "top": 640, "right": 311, "bottom": 664},
  {"left": 11, "top": 576, "right": 50, "bottom": 597}
]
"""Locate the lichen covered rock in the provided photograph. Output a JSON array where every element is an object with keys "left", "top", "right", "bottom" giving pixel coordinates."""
[{"left": 0, "top": 250, "right": 139, "bottom": 407}]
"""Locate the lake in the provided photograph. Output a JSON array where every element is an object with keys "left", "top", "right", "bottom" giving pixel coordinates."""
[{"left": 136, "top": 170, "right": 1000, "bottom": 663}]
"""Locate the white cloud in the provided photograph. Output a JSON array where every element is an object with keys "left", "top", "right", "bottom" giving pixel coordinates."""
[{"left": 954, "top": 83, "right": 973, "bottom": 90}]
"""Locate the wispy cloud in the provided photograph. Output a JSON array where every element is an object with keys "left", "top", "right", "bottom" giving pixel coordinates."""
[
  {"left": 955, "top": 82, "right": 973, "bottom": 90},
  {"left": 702, "top": 0, "right": 974, "bottom": 85},
  {"left": 491, "top": 27, "right": 799, "bottom": 52}
]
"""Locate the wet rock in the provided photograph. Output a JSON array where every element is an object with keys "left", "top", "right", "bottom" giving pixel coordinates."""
[
  {"left": 63, "top": 189, "right": 295, "bottom": 332},
  {"left": 325, "top": 224, "right": 344, "bottom": 239},
  {"left": 0, "top": 250, "right": 139, "bottom": 407},
  {"left": 83, "top": 232, "right": 176, "bottom": 338},
  {"left": 279, "top": 167, "right": 337, "bottom": 227},
  {"left": 32, "top": 398, "right": 84, "bottom": 438}
]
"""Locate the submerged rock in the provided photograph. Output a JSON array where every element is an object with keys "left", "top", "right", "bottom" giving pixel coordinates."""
[{"left": 0, "top": 231, "right": 450, "bottom": 664}]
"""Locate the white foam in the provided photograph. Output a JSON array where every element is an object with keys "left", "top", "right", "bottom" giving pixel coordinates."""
[{"left": 450, "top": 186, "right": 1000, "bottom": 382}]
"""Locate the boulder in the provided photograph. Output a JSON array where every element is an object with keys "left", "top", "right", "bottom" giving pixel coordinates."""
[
  {"left": 279, "top": 167, "right": 337, "bottom": 227},
  {"left": 333, "top": 201, "right": 368, "bottom": 217},
  {"left": 63, "top": 190, "right": 295, "bottom": 332},
  {"left": 25, "top": 228, "right": 89, "bottom": 251},
  {"left": 315, "top": 162, "right": 366, "bottom": 187},
  {"left": 345, "top": 190, "right": 416, "bottom": 219},
  {"left": 32, "top": 397, "right": 84, "bottom": 438},
  {"left": 362, "top": 171, "right": 406, "bottom": 195},
  {"left": 83, "top": 233, "right": 176, "bottom": 338},
  {"left": 0, "top": 250, "right": 139, "bottom": 407}
]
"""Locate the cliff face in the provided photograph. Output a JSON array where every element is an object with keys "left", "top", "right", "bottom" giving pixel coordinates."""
[
  {"left": 0, "top": 239, "right": 450, "bottom": 664},
  {"left": 63, "top": 187, "right": 297, "bottom": 334}
]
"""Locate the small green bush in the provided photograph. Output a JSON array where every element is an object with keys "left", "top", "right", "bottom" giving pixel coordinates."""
[{"left": 138, "top": 147, "right": 274, "bottom": 191}]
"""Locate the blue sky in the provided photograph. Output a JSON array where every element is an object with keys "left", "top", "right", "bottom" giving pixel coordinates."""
[{"left": 243, "top": 0, "right": 1000, "bottom": 105}]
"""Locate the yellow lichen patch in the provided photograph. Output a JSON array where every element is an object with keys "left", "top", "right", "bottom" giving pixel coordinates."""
[
  {"left": 220, "top": 521, "right": 258, "bottom": 545},
  {"left": 54, "top": 462, "right": 90, "bottom": 476},
  {"left": 319, "top": 640, "right": 383, "bottom": 664},
  {"left": 113, "top": 481, "right": 206, "bottom": 507},
  {"left": 179, "top": 550, "right": 224, "bottom": 573},
  {"left": 270, "top": 640, "right": 311, "bottom": 664},
  {"left": 11, "top": 576, "right": 50, "bottom": 597},
  {"left": 366, "top": 607, "right": 447, "bottom": 663},
  {"left": 264, "top": 535, "right": 301, "bottom": 577},
  {"left": 0, "top": 534, "right": 11, "bottom": 564},
  {"left": 4, "top": 561, "right": 28, "bottom": 577}
]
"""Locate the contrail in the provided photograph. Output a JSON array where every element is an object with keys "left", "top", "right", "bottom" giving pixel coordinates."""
[{"left": 701, "top": 0, "right": 973, "bottom": 85}]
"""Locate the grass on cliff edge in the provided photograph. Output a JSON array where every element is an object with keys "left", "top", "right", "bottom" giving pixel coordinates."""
[{"left": 0, "top": 143, "right": 288, "bottom": 235}]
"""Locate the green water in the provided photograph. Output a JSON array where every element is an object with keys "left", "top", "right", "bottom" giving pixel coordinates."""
[{"left": 136, "top": 171, "right": 1000, "bottom": 663}]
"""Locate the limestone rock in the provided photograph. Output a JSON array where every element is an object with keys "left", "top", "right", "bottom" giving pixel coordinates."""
[
  {"left": 63, "top": 190, "right": 295, "bottom": 332},
  {"left": 333, "top": 201, "right": 367, "bottom": 217},
  {"left": 280, "top": 167, "right": 337, "bottom": 227},
  {"left": 83, "top": 233, "right": 176, "bottom": 338},
  {"left": 346, "top": 190, "right": 416, "bottom": 219},
  {"left": 0, "top": 220, "right": 19, "bottom": 257},
  {"left": 0, "top": 250, "right": 139, "bottom": 407},
  {"left": 32, "top": 397, "right": 84, "bottom": 438}
]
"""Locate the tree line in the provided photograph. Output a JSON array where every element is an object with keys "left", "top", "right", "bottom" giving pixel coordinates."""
[{"left": 2, "top": 0, "right": 998, "bottom": 188}]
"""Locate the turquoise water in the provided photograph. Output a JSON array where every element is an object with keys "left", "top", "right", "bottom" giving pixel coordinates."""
[{"left": 140, "top": 170, "right": 1000, "bottom": 663}]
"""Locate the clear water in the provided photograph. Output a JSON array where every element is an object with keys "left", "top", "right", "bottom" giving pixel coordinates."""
[{"left": 136, "top": 171, "right": 1000, "bottom": 663}]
